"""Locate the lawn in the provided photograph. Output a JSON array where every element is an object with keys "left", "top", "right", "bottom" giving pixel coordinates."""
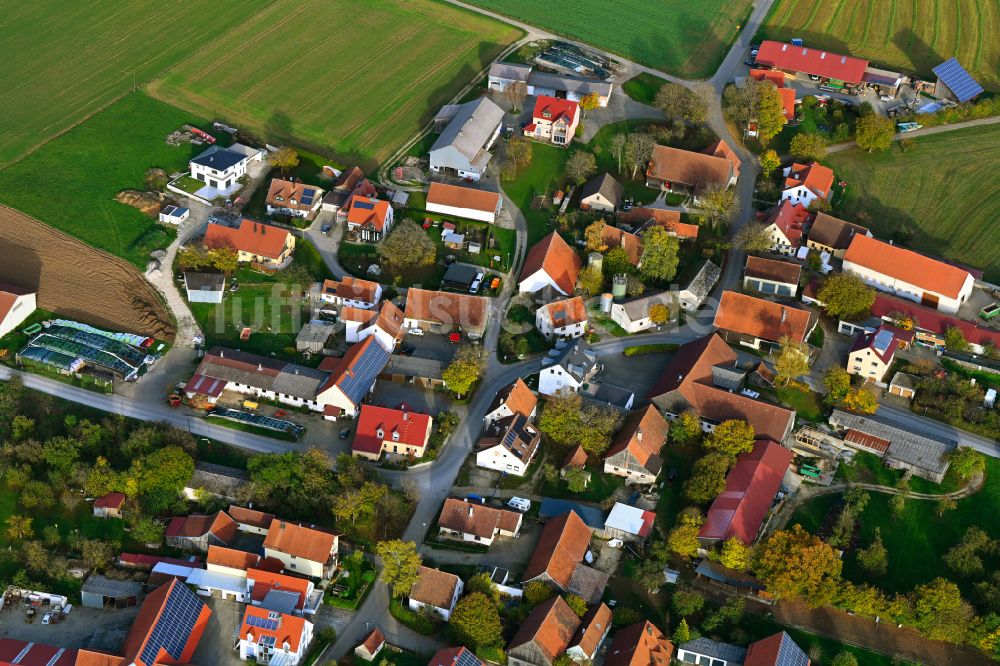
[
  {"left": 461, "top": 0, "right": 753, "bottom": 78},
  {"left": 501, "top": 142, "right": 574, "bottom": 245},
  {"left": 790, "top": 457, "right": 1000, "bottom": 596},
  {"left": 827, "top": 124, "right": 1000, "bottom": 282},
  {"left": 773, "top": 385, "right": 827, "bottom": 422},
  {"left": 760, "top": 0, "right": 1000, "bottom": 90},
  {"left": 588, "top": 121, "right": 671, "bottom": 205},
  {"left": 537, "top": 464, "right": 625, "bottom": 503},
  {"left": 146, "top": 0, "right": 522, "bottom": 170},
  {"left": 0, "top": 0, "right": 269, "bottom": 167},
  {"left": 0, "top": 93, "right": 215, "bottom": 268},
  {"left": 622, "top": 73, "right": 669, "bottom": 106}
]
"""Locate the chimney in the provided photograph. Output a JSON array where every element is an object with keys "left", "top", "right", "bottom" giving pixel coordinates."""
[
  {"left": 781, "top": 308, "right": 787, "bottom": 323},
  {"left": 636, "top": 428, "right": 643, "bottom": 442},
  {"left": 468, "top": 506, "right": 474, "bottom": 517},
  {"left": 258, "top": 363, "right": 263, "bottom": 372}
]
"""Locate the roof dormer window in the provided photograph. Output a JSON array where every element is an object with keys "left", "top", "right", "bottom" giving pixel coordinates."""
[
  {"left": 542, "top": 110, "right": 551, "bottom": 118},
  {"left": 376, "top": 428, "right": 384, "bottom": 439}
]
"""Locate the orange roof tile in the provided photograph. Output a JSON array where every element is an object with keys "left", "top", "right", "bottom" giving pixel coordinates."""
[
  {"left": 605, "top": 621, "right": 674, "bottom": 666},
  {"left": 603, "top": 405, "right": 668, "bottom": 468},
  {"left": 750, "top": 70, "right": 796, "bottom": 121},
  {"left": 264, "top": 520, "right": 337, "bottom": 563},
  {"left": 524, "top": 511, "right": 592, "bottom": 589},
  {"left": 358, "top": 628, "right": 385, "bottom": 656},
  {"left": 763, "top": 200, "right": 810, "bottom": 247},
  {"left": 509, "top": 596, "right": 582, "bottom": 662},
  {"left": 345, "top": 196, "right": 392, "bottom": 231},
  {"left": 519, "top": 232, "right": 582, "bottom": 295},
  {"left": 488, "top": 378, "right": 538, "bottom": 419},
  {"left": 714, "top": 291, "right": 813, "bottom": 343},
  {"left": 616, "top": 208, "right": 699, "bottom": 239},
  {"left": 744, "top": 256, "right": 802, "bottom": 286},
  {"left": 646, "top": 144, "right": 734, "bottom": 192},
  {"left": 438, "top": 498, "right": 522, "bottom": 539},
  {"left": 570, "top": 603, "right": 613, "bottom": 657},
  {"left": 410, "top": 566, "right": 461, "bottom": 610},
  {"left": 704, "top": 139, "right": 742, "bottom": 180},
  {"left": 562, "top": 445, "right": 588, "bottom": 470},
  {"left": 240, "top": 606, "right": 308, "bottom": 653},
  {"left": 204, "top": 219, "right": 292, "bottom": 260},
  {"left": 784, "top": 162, "right": 834, "bottom": 199},
  {"left": 227, "top": 505, "right": 275, "bottom": 530},
  {"left": 426, "top": 182, "right": 501, "bottom": 214},
  {"left": 265, "top": 178, "right": 324, "bottom": 212},
  {"left": 247, "top": 568, "right": 312, "bottom": 610},
  {"left": 843, "top": 234, "right": 972, "bottom": 299},
  {"left": 207, "top": 545, "right": 280, "bottom": 572},
  {"left": 165, "top": 511, "right": 237, "bottom": 543},
  {"left": 354, "top": 404, "right": 432, "bottom": 456},
  {"left": 322, "top": 276, "right": 380, "bottom": 304},
  {"left": 601, "top": 225, "right": 643, "bottom": 265},
  {"left": 538, "top": 297, "right": 588, "bottom": 329},
  {"left": 403, "top": 288, "right": 489, "bottom": 332},
  {"left": 122, "top": 578, "right": 211, "bottom": 666}
]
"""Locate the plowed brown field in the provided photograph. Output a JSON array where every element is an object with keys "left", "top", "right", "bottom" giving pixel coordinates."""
[{"left": 0, "top": 206, "right": 175, "bottom": 340}]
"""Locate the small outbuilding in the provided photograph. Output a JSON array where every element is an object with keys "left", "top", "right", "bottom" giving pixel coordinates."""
[
  {"left": 93, "top": 492, "right": 126, "bottom": 519},
  {"left": 888, "top": 372, "right": 918, "bottom": 400},
  {"left": 603, "top": 503, "right": 655, "bottom": 542},
  {"left": 183, "top": 271, "right": 226, "bottom": 304},
  {"left": 159, "top": 204, "right": 190, "bottom": 224},
  {"left": 295, "top": 321, "right": 336, "bottom": 354},
  {"left": 81, "top": 575, "right": 142, "bottom": 609}
]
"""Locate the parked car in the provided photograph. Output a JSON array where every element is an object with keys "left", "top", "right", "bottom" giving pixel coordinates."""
[
  {"left": 407, "top": 327, "right": 425, "bottom": 336},
  {"left": 339, "top": 428, "right": 350, "bottom": 440},
  {"left": 467, "top": 494, "right": 485, "bottom": 504},
  {"left": 321, "top": 224, "right": 332, "bottom": 235},
  {"left": 470, "top": 272, "right": 485, "bottom": 294},
  {"left": 61, "top": 604, "right": 72, "bottom": 616},
  {"left": 508, "top": 497, "right": 531, "bottom": 512},
  {"left": 42, "top": 612, "right": 53, "bottom": 625}
]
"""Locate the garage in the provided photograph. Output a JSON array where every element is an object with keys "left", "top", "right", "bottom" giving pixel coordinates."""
[{"left": 80, "top": 575, "right": 142, "bottom": 609}]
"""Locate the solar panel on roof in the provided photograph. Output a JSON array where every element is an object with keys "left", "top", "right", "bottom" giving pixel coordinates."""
[
  {"left": 455, "top": 649, "right": 482, "bottom": 666},
  {"left": 932, "top": 58, "right": 984, "bottom": 103},
  {"left": 337, "top": 340, "right": 390, "bottom": 406},
  {"left": 303, "top": 188, "right": 316, "bottom": 197},
  {"left": 354, "top": 199, "right": 376, "bottom": 210},
  {"left": 259, "top": 635, "right": 277, "bottom": 648},
  {"left": 775, "top": 632, "right": 810, "bottom": 666},
  {"left": 300, "top": 195, "right": 314, "bottom": 205},
  {"left": 140, "top": 583, "right": 204, "bottom": 666},
  {"left": 247, "top": 615, "right": 279, "bottom": 630},
  {"left": 872, "top": 329, "right": 894, "bottom": 353}
]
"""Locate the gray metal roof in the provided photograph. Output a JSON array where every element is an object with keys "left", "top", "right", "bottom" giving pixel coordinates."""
[
  {"left": 829, "top": 409, "right": 956, "bottom": 475},
  {"left": 187, "top": 461, "right": 250, "bottom": 497},
  {"left": 488, "top": 62, "right": 532, "bottom": 81},
  {"left": 296, "top": 322, "right": 336, "bottom": 344},
  {"left": 678, "top": 637, "right": 747, "bottom": 663},
  {"left": 933, "top": 58, "right": 984, "bottom": 102},
  {"left": 82, "top": 575, "right": 143, "bottom": 599},
  {"left": 591, "top": 383, "right": 634, "bottom": 409},
  {"left": 683, "top": 259, "right": 721, "bottom": 301},
  {"left": 261, "top": 589, "right": 300, "bottom": 615},
  {"left": 430, "top": 97, "right": 505, "bottom": 163},
  {"left": 616, "top": 290, "right": 673, "bottom": 321},
  {"left": 549, "top": 339, "right": 598, "bottom": 382},
  {"left": 528, "top": 71, "right": 613, "bottom": 96},
  {"left": 184, "top": 271, "right": 225, "bottom": 292},
  {"left": 384, "top": 354, "right": 445, "bottom": 380},
  {"left": 579, "top": 173, "right": 624, "bottom": 206}
]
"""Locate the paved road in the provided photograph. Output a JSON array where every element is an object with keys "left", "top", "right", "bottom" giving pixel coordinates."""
[
  {"left": 875, "top": 403, "right": 1000, "bottom": 456},
  {"left": 822, "top": 114, "right": 1000, "bottom": 156}
]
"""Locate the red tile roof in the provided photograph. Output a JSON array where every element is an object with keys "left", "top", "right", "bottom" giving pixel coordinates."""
[
  {"left": 207, "top": 545, "right": 282, "bottom": 572},
  {"left": 700, "top": 440, "right": 793, "bottom": 543},
  {"left": 870, "top": 293, "right": 1000, "bottom": 348},
  {"left": 0, "top": 638, "right": 81, "bottom": 666},
  {"left": 569, "top": 603, "right": 613, "bottom": 658},
  {"left": 358, "top": 628, "right": 385, "bottom": 656},
  {"left": 488, "top": 378, "right": 538, "bottom": 419},
  {"left": 745, "top": 631, "right": 810, "bottom": 666},
  {"left": 426, "top": 182, "right": 501, "bottom": 213},
  {"left": 240, "top": 606, "right": 308, "bottom": 653},
  {"left": 844, "top": 234, "right": 973, "bottom": 300},
  {"left": 228, "top": 505, "right": 275, "bottom": 530},
  {"left": 750, "top": 70, "right": 796, "bottom": 120},
  {"left": 265, "top": 178, "right": 323, "bottom": 212},
  {"left": 784, "top": 162, "right": 834, "bottom": 200},
  {"left": 94, "top": 492, "right": 126, "bottom": 510},
  {"left": 601, "top": 225, "right": 643, "bottom": 265},
  {"left": 523, "top": 510, "right": 592, "bottom": 589},
  {"left": 165, "top": 511, "right": 237, "bottom": 543},
  {"left": 744, "top": 256, "right": 802, "bottom": 286},
  {"left": 605, "top": 621, "right": 674, "bottom": 666},
  {"left": 764, "top": 199, "right": 810, "bottom": 247},
  {"left": 345, "top": 196, "right": 392, "bottom": 231},
  {"left": 322, "top": 276, "right": 380, "bottom": 304},
  {"left": 438, "top": 498, "right": 522, "bottom": 539},
  {"left": 520, "top": 232, "right": 582, "bottom": 295},
  {"left": 264, "top": 520, "right": 337, "bottom": 563},
  {"left": 247, "top": 568, "right": 312, "bottom": 610},
  {"left": 533, "top": 96, "right": 580, "bottom": 125},
  {"left": 0, "top": 282, "right": 33, "bottom": 326},
  {"left": 204, "top": 219, "right": 292, "bottom": 260},
  {"left": 756, "top": 40, "right": 868, "bottom": 84},
  {"left": 704, "top": 139, "right": 742, "bottom": 181},
  {"left": 604, "top": 405, "right": 668, "bottom": 468},
  {"left": 844, "top": 429, "right": 890, "bottom": 454},
  {"left": 353, "top": 404, "right": 432, "bottom": 455},
  {"left": 646, "top": 144, "right": 734, "bottom": 192},
  {"left": 122, "top": 578, "right": 211, "bottom": 666},
  {"left": 563, "top": 445, "right": 588, "bottom": 470},
  {"left": 538, "top": 297, "right": 588, "bottom": 329},
  {"left": 508, "top": 596, "right": 581, "bottom": 663},
  {"left": 430, "top": 647, "right": 482, "bottom": 666},
  {"left": 714, "top": 291, "right": 814, "bottom": 343},
  {"left": 403, "top": 288, "right": 489, "bottom": 332}
]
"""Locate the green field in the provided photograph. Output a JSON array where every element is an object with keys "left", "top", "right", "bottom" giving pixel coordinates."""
[
  {"left": 462, "top": 0, "right": 752, "bottom": 78},
  {"left": 761, "top": 0, "right": 1000, "bottom": 90},
  {"left": 827, "top": 124, "right": 1000, "bottom": 281},
  {"left": 0, "top": 93, "right": 214, "bottom": 268},
  {"left": 147, "top": 0, "right": 521, "bottom": 169},
  {"left": 0, "top": 0, "right": 268, "bottom": 167}
]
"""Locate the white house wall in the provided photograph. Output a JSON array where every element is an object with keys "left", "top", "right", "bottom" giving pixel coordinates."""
[
  {"left": 426, "top": 201, "right": 498, "bottom": 224},
  {"left": 0, "top": 293, "right": 36, "bottom": 339},
  {"left": 842, "top": 261, "right": 972, "bottom": 314}
]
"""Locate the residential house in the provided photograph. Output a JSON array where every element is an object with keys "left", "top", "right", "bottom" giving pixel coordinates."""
[
  {"left": 605, "top": 621, "right": 674, "bottom": 666},
  {"left": 523, "top": 511, "right": 608, "bottom": 602},
  {"left": 437, "top": 497, "right": 523, "bottom": 546},
  {"left": 320, "top": 276, "right": 382, "bottom": 310},
  {"left": 704, "top": 139, "right": 742, "bottom": 181},
  {"left": 603, "top": 405, "right": 668, "bottom": 484},
  {"left": 538, "top": 340, "right": 600, "bottom": 396},
  {"left": 430, "top": 647, "right": 483, "bottom": 666},
  {"left": 610, "top": 291, "right": 673, "bottom": 333},
  {"left": 579, "top": 173, "right": 625, "bottom": 212},
  {"left": 321, "top": 166, "right": 373, "bottom": 213},
  {"left": 341, "top": 300, "right": 404, "bottom": 350},
  {"left": 744, "top": 632, "right": 811, "bottom": 666},
  {"left": 183, "top": 271, "right": 225, "bottom": 304},
  {"left": 646, "top": 333, "right": 797, "bottom": 442},
  {"left": 748, "top": 69, "right": 796, "bottom": 121},
  {"left": 847, "top": 323, "right": 913, "bottom": 382},
  {"left": 122, "top": 578, "right": 212, "bottom": 666},
  {"left": 866, "top": 292, "right": 1000, "bottom": 354},
  {"left": 314, "top": 337, "right": 392, "bottom": 418},
  {"left": 263, "top": 520, "right": 339, "bottom": 580},
  {"left": 842, "top": 234, "right": 975, "bottom": 313},
  {"left": 345, "top": 196, "right": 394, "bottom": 242},
  {"left": 403, "top": 288, "right": 490, "bottom": 339},
  {"left": 352, "top": 404, "right": 433, "bottom": 461},
  {"left": 476, "top": 413, "right": 541, "bottom": 476},
  {"left": 829, "top": 409, "right": 955, "bottom": 482},
  {"left": 426, "top": 181, "right": 502, "bottom": 224},
  {"left": 677, "top": 260, "right": 721, "bottom": 312},
  {"left": 713, "top": 290, "right": 816, "bottom": 350},
  {"left": 265, "top": 178, "right": 324, "bottom": 220},
  {"left": 645, "top": 142, "right": 739, "bottom": 195},
  {"left": 189, "top": 144, "right": 254, "bottom": 194},
  {"left": 754, "top": 41, "right": 868, "bottom": 85},
  {"left": 700, "top": 440, "right": 793, "bottom": 545},
  {"left": 566, "top": 603, "right": 614, "bottom": 662},
  {"left": 677, "top": 638, "right": 747, "bottom": 666},
  {"left": 354, "top": 628, "right": 386, "bottom": 662},
  {"left": 247, "top": 567, "right": 322, "bottom": 616},
  {"left": 207, "top": 545, "right": 281, "bottom": 578},
  {"left": 536, "top": 297, "right": 588, "bottom": 340},
  {"left": 743, "top": 256, "right": 801, "bottom": 297},
  {"left": 806, "top": 212, "right": 870, "bottom": 258},
  {"left": 408, "top": 566, "right": 463, "bottom": 621},
  {"left": 507, "top": 596, "right": 582, "bottom": 666},
  {"left": 238, "top": 607, "right": 313, "bottom": 666},
  {"left": 159, "top": 204, "right": 189, "bottom": 224},
  {"left": 0, "top": 283, "right": 36, "bottom": 339},
  {"left": 519, "top": 232, "right": 583, "bottom": 298},
  {"left": 165, "top": 511, "right": 237, "bottom": 551},
  {"left": 601, "top": 225, "right": 643, "bottom": 266},
  {"left": 617, "top": 207, "right": 699, "bottom": 240},
  {"left": 781, "top": 162, "right": 834, "bottom": 208},
  {"left": 484, "top": 377, "right": 538, "bottom": 425},
  {"left": 429, "top": 97, "right": 505, "bottom": 181},
  {"left": 229, "top": 505, "right": 276, "bottom": 535},
  {"left": 524, "top": 96, "right": 580, "bottom": 146},
  {"left": 760, "top": 199, "right": 810, "bottom": 255},
  {"left": 204, "top": 219, "right": 295, "bottom": 270},
  {"left": 93, "top": 493, "right": 126, "bottom": 519},
  {"left": 604, "top": 503, "right": 656, "bottom": 542}
]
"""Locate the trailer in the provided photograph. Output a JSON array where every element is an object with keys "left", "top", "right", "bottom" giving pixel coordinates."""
[
  {"left": 896, "top": 122, "right": 923, "bottom": 133},
  {"left": 980, "top": 303, "right": 1000, "bottom": 321}
]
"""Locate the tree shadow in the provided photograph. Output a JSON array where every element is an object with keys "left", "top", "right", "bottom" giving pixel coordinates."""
[{"left": 892, "top": 27, "right": 943, "bottom": 78}]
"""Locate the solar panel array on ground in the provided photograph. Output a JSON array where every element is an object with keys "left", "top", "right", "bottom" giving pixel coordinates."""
[
  {"left": 21, "top": 326, "right": 147, "bottom": 378},
  {"left": 211, "top": 408, "right": 305, "bottom": 436}
]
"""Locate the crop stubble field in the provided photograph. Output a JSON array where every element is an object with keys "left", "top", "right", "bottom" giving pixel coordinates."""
[
  {"left": 762, "top": 0, "right": 1000, "bottom": 89},
  {"left": 147, "top": 0, "right": 522, "bottom": 169},
  {"left": 828, "top": 124, "right": 1000, "bottom": 282},
  {"left": 458, "top": 0, "right": 753, "bottom": 77},
  {"left": 0, "top": 206, "right": 175, "bottom": 339},
  {"left": 0, "top": 0, "right": 269, "bottom": 168}
]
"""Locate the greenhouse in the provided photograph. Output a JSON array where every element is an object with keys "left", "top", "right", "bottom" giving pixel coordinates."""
[{"left": 17, "top": 320, "right": 155, "bottom": 380}]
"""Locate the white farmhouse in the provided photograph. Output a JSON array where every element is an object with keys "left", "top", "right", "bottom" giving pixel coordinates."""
[
  {"left": 476, "top": 414, "right": 541, "bottom": 476},
  {"left": 539, "top": 340, "right": 600, "bottom": 397},
  {"left": 536, "top": 297, "right": 588, "bottom": 340},
  {"left": 408, "top": 567, "right": 463, "bottom": 620},
  {"left": 0, "top": 283, "right": 36, "bottom": 339},
  {"left": 426, "top": 182, "right": 502, "bottom": 224},
  {"left": 610, "top": 291, "right": 673, "bottom": 334}
]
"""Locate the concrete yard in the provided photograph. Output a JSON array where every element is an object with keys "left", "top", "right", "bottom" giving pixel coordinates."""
[{"left": 0, "top": 603, "right": 138, "bottom": 654}]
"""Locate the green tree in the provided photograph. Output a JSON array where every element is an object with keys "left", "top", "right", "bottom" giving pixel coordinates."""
[
  {"left": 10, "top": 415, "right": 35, "bottom": 441},
  {"left": 855, "top": 114, "right": 895, "bottom": 152},
  {"left": 584, "top": 220, "right": 607, "bottom": 251},
  {"left": 576, "top": 265, "right": 604, "bottom": 296},
  {"left": 774, "top": 335, "right": 811, "bottom": 385},
  {"left": 210, "top": 246, "right": 239, "bottom": 273},
  {"left": 703, "top": 420, "right": 755, "bottom": 456},
  {"left": 698, "top": 184, "right": 738, "bottom": 228},
  {"left": 450, "top": 592, "right": 503, "bottom": 648},
  {"left": 523, "top": 580, "right": 556, "bottom": 606},
  {"left": 843, "top": 487, "right": 870, "bottom": 514},
  {"left": 856, "top": 527, "right": 888, "bottom": 575},
  {"left": 42, "top": 436, "right": 81, "bottom": 473},
  {"left": 755, "top": 82, "right": 788, "bottom": 142},
  {"left": 754, "top": 525, "right": 843, "bottom": 606},
  {"left": 830, "top": 653, "right": 858, "bottom": 666},
  {"left": 603, "top": 247, "right": 633, "bottom": 277},
  {"left": 684, "top": 452, "right": 732, "bottom": 503},
  {"left": 843, "top": 386, "right": 878, "bottom": 414},
  {"left": 639, "top": 226, "right": 680, "bottom": 282},
  {"left": 564, "top": 467, "right": 589, "bottom": 492},
  {"left": 911, "top": 578, "right": 975, "bottom": 642},
  {"left": 817, "top": 273, "right": 876, "bottom": 320},
  {"left": 41, "top": 525, "right": 62, "bottom": 548},
  {"left": 719, "top": 537, "right": 753, "bottom": 571},
  {"left": 131, "top": 516, "right": 165, "bottom": 545},
  {"left": 442, "top": 345, "right": 486, "bottom": 397},
  {"left": 565, "top": 151, "right": 597, "bottom": 185},
  {"left": 378, "top": 219, "right": 436, "bottom": 268},
  {"left": 667, "top": 509, "right": 704, "bottom": 557},
  {"left": 579, "top": 92, "right": 600, "bottom": 118},
  {"left": 654, "top": 83, "right": 707, "bottom": 122},
  {"left": 465, "top": 573, "right": 500, "bottom": 605},
  {"left": 271, "top": 147, "right": 300, "bottom": 173},
  {"left": 610, "top": 134, "right": 628, "bottom": 173},
  {"left": 823, "top": 366, "right": 852, "bottom": 404},
  {"left": 538, "top": 390, "right": 619, "bottom": 456},
  {"left": 375, "top": 539, "right": 421, "bottom": 598},
  {"left": 672, "top": 618, "right": 692, "bottom": 643},
  {"left": 81, "top": 539, "right": 115, "bottom": 571},
  {"left": 670, "top": 411, "right": 702, "bottom": 445},
  {"left": 732, "top": 221, "right": 774, "bottom": 253},
  {"left": 506, "top": 137, "right": 533, "bottom": 169},
  {"left": 672, "top": 588, "right": 706, "bottom": 616},
  {"left": 944, "top": 326, "right": 971, "bottom": 352},
  {"left": 760, "top": 149, "right": 781, "bottom": 174},
  {"left": 789, "top": 133, "right": 828, "bottom": 162},
  {"left": 133, "top": 446, "right": 194, "bottom": 513},
  {"left": 564, "top": 594, "right": 588, "bottom": 617},
  {"left": 938, "top": 498, "right": 958, "bottom": 517},
  {"left": 948, "top": 447, "right": 985, "bottom": 479},
  {"left": 6, "top": 515, "right": 33, "bottom": 541},
  {"left": 21, "top": 541, "right": 49, "bottom": 575}
]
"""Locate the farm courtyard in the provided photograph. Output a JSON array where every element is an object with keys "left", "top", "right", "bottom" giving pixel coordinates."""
[
  {"left": 146, "top": 0, "right": 522, "bottom": 169},
  {"left": 827, "top": 123, "right": 1000, "bottom": 282},
  {"left": 456, "top": 0, "right": 753, "bottom": 78},
  {"left": 761, "top": 0, "right": 1000, "bottom": 89}
]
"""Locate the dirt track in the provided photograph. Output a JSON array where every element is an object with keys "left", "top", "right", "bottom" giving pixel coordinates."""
[{"left": 0, "top": 205, "right": 175, "bottom": 339}]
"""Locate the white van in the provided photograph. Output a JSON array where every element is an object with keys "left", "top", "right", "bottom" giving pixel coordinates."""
[{"left": 507, "top": 497, "right": 531, "bottom": 512}]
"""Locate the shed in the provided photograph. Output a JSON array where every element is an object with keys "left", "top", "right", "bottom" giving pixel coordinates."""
[
  {"left": 604, "top": 503, "right": 655, "bottom": 541},
  {"left": 295, "top": 321, "right": 336, "bottom": 354},
  {"left": 93, "top": 492, "right": 126, "bottom": 519},
  {"left": 380, "top": 354, "right": 446, "bottom": 389},
  {"left": 183, "top": 271, "right": 226, "bottom": 305},
  {"left": 888, "top": 372, "right": 918, "bottom": 400},
  {"left": 442, "top": 263, "right": 480, "bottom": 292},
  {"left": 933, "top": 58, "right": 984, "bottom": 103},
  {"left": 81, "top": 575, "right": 142, "bottom": 609},
  {"left": 184, "top": 461, "right": 250, "bottom": 500},
  {"left": 159, "top": 205, "right": 190, "bottom": 224},
  {"left": 538, "top": 499, "right": 605, "bottom": 532}
]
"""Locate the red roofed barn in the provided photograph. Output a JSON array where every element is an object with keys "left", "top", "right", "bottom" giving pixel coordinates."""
[
  {"left": 755, "top": 40, "right": 868, "bottom": 84},
  {"left": 122, "top": 578, "right": 211, "bottom": 666}
]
